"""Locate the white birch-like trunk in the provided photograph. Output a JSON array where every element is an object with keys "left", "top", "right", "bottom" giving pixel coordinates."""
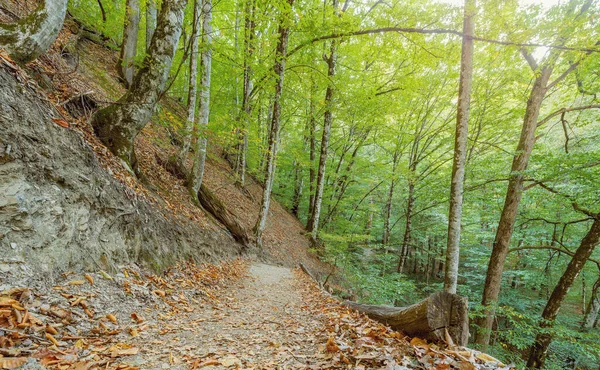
[
  {"left": 146, "top": 0, "right": 157, "bottom": 50},
  {"left": 119, "top": 0, "right": 141, "bottom": 87},
  {"left": 254, "top": 0, "right": 295, "bottom": 247},
  {"left": 178, "top": 0, "right": 202, "bottom": 166},
  {"left": 92, "top": 0, "right": 186, "bottom": 174},
  {"left": 443, "top": 0, "right": 475, "bottom": 294},
  {"left": 0, "top": 0, "right": 67, "bottom": 63},
  {"left": 188, "top": 0, "right": 213, "bottom": 201}
]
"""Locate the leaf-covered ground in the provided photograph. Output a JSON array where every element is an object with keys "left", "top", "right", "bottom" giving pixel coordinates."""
[{"left": 0, "top": 259, "right": 513, "bottom": 369}]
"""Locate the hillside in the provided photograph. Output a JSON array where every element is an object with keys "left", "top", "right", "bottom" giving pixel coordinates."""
[{"left": 0, "top": 14, "right": 327, "bottom": 280}]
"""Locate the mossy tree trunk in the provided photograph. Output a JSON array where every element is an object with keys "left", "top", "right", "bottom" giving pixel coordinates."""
[
  {"left": 91, "top": 0, "right": 185, "bottom": 174},
  {"left": 118, "top": 0, "right": 141, "bottom": 87},
  {"left": 0, "top": 0, "right": 67, "bottom": 64}
]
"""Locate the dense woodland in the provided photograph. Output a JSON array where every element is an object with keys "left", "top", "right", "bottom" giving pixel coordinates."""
[{"left": 1, "top": 0, "right": 600, "bottom": 368}]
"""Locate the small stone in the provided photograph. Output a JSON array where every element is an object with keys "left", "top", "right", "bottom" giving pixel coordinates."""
[{"left": 10, "top": 242, "right": 17, "bottom": 249}]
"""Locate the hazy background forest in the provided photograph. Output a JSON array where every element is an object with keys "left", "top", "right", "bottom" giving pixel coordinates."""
[{"left": 2, "top": 0, "right": 600, "bottom": 367}]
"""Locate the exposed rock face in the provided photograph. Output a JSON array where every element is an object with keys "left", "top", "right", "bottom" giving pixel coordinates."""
[{"left": 0, "top": 65, "right": 242, "bottom": 280}]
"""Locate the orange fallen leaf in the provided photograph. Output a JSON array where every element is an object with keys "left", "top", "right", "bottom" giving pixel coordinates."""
[
  {"left": 84, "top": 274, "right": 94, "bottom": 285},
  {"left": 325, "top": 336, "right": 340, "bottom": 352},
  {"left": 197, "top": 359, "right": 219, "bottom": 367},
  {"left": 52, "top": 118, "right": 69, "bottom": 128},
  {"left": 67, "top": 280, "right": 86, "bottom": 286},
  {"left": 106, "top": 314, "right": 118, "bottom": 324},
  {"left": 45, "top": 332, "right": 60, "bottom": 347},
  {"left": 0, "top": 357, "right": 28, "bottom": 369},
  {"left": 130, "top": 312, "right": 144, "bottom": 323},
  {"left": 45, "top": 324, "right": 58, "bottom": 335}
]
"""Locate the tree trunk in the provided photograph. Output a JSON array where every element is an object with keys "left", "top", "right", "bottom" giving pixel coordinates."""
[
  {"left": 188, "top": 0, "right": 213, "bottom": 201},
  {"left": 233, "top": 0, "right": 255, "bottom": 185},
  {"left": 383, "top": 149, "right": 400, "bottom": 246},
  {"left": 178, "top": 0, "right": 201, "bottom": 167},
  {"left": 92, "top": 0, "right": 185, "bottom": 174},
  {"left": 309, "top": 23, "right": 338, "bottom": 241},
  {"left": 582, "top": 275, "right": 600, "bottom": 329},
  {"left": 444, "top": 0, "right": 475, "bottom": 294},
  {"left": 197, "top": 184, "right": 250, "bottom": 245},
  {"left": 397, "top": 180, "right": 415, "bottom": 273},
  {"left": 474, "top": 66, "right": 552, "bottom": 347},
  {"left": 146, "top": 0, "right": 157, "bottom": 50},
  {"left": 118, "top": 0, "right": 140, "bottom": 87},
  {"left": 527, "top": 218, "right": 600, "bottom": 368},
  {"left": 0, "top": 0, "right": 68, "bottom": 63},
  {"left": 253, "top": 0, "right": 295, "bottom": 246},
  {"left": 345, "top": 292, "right": 469, "bottom": 346},
  {"left": 291, "top": 158, "right": 304, "bottom": 217},
  {"left": 306, "top": 82, "right": 317, "bottom": 228}
]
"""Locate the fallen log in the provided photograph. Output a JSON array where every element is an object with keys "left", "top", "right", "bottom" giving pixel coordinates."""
[
  {"left": 198, "top": 184, "right": 251, "bottom": 247},
  {"left": 344, "top": 292, "right": 469, "bottom": 346}
]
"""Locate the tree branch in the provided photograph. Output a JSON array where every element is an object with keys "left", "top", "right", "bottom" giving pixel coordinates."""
[{"left": 536, "top": 104, "right": 600, "bottom": 127}]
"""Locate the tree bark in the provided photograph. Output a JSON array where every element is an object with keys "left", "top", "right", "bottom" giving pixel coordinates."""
[
  {"left": 306, "top": 81, "right": 317, "bottom": 228},
  {"left": 177, "top": 0, "right": 201, "bottom": 167},
  {"left": 91, "top": 0, "right": 185, "bottom": 174},
  {"left": 253, "top": 0, "right": 295, "bottom": 246},
  {"left": 146, "top": 0, "right": 157, "bottom": 50},
  {"left": 443, "top": 0, "right": 475, "bottom": 294},
  {"left": 474, "top": 66, "right": 552, "bottom": 347},
  {"left": 397, "top": 179, "right": 415, "bottom": 273},
  {"left": 345, "top": 292, "right": 469, "bottom": 346},
  {"left": 0, "top": 0, "right": 68, "bottom": 63},
  {"left": 233, "top": 0, "right": 256, "bottom": 185},
  {"left": 383, "top": 148, "right": 400, "bottom": 246},
  {"left": 118, "top": 0, "right": 141, "bottom": 87},
  {"left": 291, "top": 158, "right": 304, "bottom": 217},
  {"left": 582, "top": 275, "right": 600, "bottom": 329},
  {"left": 188, "top": 0, "right": 213, "bottom": 201},
  {"left": 527, "top": 218, "right": 600, "bottom": 368},
  {"left": 309, "top": 6, "right": 338, "bottom": 241}
]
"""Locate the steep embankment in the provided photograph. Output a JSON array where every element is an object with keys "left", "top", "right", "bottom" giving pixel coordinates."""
[{"left": 0, "top": 14, "right": 327, "bottom": 281}]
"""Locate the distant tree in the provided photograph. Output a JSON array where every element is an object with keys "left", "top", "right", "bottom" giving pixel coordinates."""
[{"left": 0, "top": 0, "right": 68, "bottom": 63}]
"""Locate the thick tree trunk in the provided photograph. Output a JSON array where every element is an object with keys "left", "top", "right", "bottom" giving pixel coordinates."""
[
  {"left": 118, "top": 0, "right": 140, "bottom": 87},
  {"left": 397, "top": 180, "right": 415, "bottom": 273},
  {"left": 91, "top": 0, "right": 185, "bottom": 173},
  {"left": 233, "top": 0, "right": 255, "bottom": 185},
  {"left": 444, "top": 0, "right": 475, "bottom": 295},
  {"left": 254, "top": 0, "right": 295, "bottom": 246},
  {"left": 527, "top": 218, "right": 600, "bottom": 368},
  {"left": 197, "top": 184, "right": 250, "bottom": 245},
  {"left": 178, "top": 0, "right": 201, "bottom": 167},
  {"left": 309, "top": 34, "right": 338, "bottom": 241},
  {"left": 474, "top": 66, "right": 552, "bottom": 347},
  {"left": 582, "top": 275, "right": 600, "bottom": 329},
  {"left": 188, "top": 0, "right": 213, "bottom": 201},
  {"left": 146, "top": 0, "right": 157, "bottom": 50},
  {"left": 345, "top": 292, "right": 469, "bottom": 346},
  {"left": 0, "top": 0, "right": 67, "bottom": 63}
]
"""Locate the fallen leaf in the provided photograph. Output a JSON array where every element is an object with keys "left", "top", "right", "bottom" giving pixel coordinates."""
[
  {"left": 106, "top": 314, "right": 118, "bottom": 324},
  {"left": 326, "top": 337, "right": 340, "bottom": 353},
  {"left": 84, "top": 275, "right": 94, "bottom": 285},
  {"left": 52, "top": 118, "right": 69, "bottom": 128},
  {"left": 0, "top": 357, "right": 28, "bottom": 369},
  {"left": 45, "top": 333, "right": 60, "bottom": 347}
]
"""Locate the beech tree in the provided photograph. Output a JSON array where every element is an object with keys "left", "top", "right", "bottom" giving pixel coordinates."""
[
  {"left": 0, "top": 0, "right": 68, "bottom": 63},
  {"left": 118, "top": 0, "right": 140, "bottom": 87},
  {"left": 92, "top": 0, "right": 186, "bottom": 174}
]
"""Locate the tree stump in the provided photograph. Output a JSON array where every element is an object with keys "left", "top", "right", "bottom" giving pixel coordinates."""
[{"left": 345, "top": 292, "right": 469, "bottom": 346}]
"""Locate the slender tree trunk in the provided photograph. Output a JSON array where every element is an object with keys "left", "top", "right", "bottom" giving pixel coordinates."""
[
  {"left": 397, "top": 180, "right": 415, "bottom": 273},
  {"left": 254, "top": 0, "right": 295, "bottom": 246},
  {"left": 92, "top": 0, "right": 185, "bottom": 174},
  {"left": 0, "top": 0, "right": 68, "bottom": 63},
  {"left": 118, "top": 0, "right": 141, "bottom": 87},
  {"left": 474, "top": 66, "right": 552, "bottom": 347},
  {"left": 366, "top": 195, "right": 373, "bottom": 236},
  {"left": 146, "top": 0, "right": 157, "bottom": 50},
  {"left": 291, "top": 159, "right": 304, "bottom": 217},
  {"left": 233, "top": 0, "right": 256, "bottom": 185},
  {"left": 444, "top": 0, "right": 475, "bottom": 294},
  {"left": 309, "top": 11, "right": 338, "bottom": 241},
  {"left": 383, "top": 149, "right": 400, "bottom": 246},
  {"left": 583, "top": 275, "right": 600, "bottom": 329},
  {"left": 178, "top": 0, "right": 201, "bottom": 167},
  {"left": 306, "top": 83, "right": 317, "bottom": 228},
  {"left": 188, "top": 0, "right": 213, "bottom": 201},
  {"left": 527, "top": 218, "right": 600, "bottom": 368}
]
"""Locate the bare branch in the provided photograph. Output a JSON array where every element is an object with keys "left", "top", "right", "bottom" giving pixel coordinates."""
[
  {"left": 521, "top": 48, "right": 538, "bottom": 71},
  {"left": 537, "top": 104, "right": 600, "bottom": 127}
]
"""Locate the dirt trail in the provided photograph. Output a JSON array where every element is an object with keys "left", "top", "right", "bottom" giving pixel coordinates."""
[{"left": 139, "top": 263, "right": 329, "bottom": 369}]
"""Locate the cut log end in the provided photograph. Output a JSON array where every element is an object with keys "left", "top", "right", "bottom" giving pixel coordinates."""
[{"left": 344, "top": 291, "right": 469, "bottom": 346}]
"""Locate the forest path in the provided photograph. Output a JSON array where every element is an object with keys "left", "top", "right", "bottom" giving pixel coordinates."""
[{"left": 141, "top": 263, "right": 329, "bottom": 369}]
